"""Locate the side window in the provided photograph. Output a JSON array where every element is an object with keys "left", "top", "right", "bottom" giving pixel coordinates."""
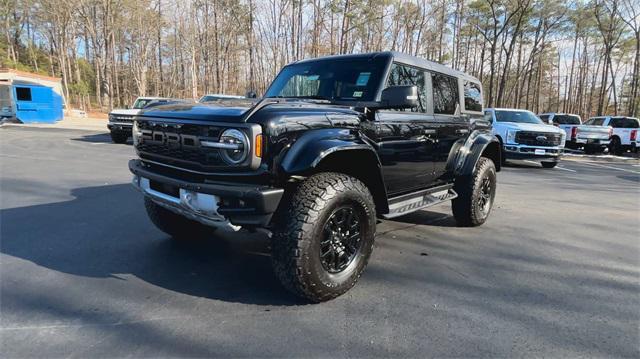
[
  {"left": 432, "top": 73, "right": 458, "bottom": 115},
  {"left": 463, "top": 81, "right": 482, "bottom": 112},
  {"left": 623, "top": 118, "right": 639, "bottom": 128},
  {"left": 587, "top": 118, "right": 605, "bottom": 126},
  {"left": 610, "top": 118, "right": 623, "bottom": 128},
  {"left": 484, "top": 111, "right": 493, "bottom": 122},
  {"left": 386, "top": 63, "right": 427, "bottom": 112},
  {"left": 16, "top": 87, "right": 32, "bottom": 101}
]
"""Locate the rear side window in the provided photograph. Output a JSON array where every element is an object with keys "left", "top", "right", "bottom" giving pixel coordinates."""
[
  {"left": 432, "top": 73, "right": 458, "bottom": 115},
  {"left": 463, "top": 81, "right": 482, "bottom": 112},
  {"left": 554, "top": 115, "right": 581, "bottom": 125},
  {"left": 623, "top": 118, "right": 639, "bottom": 128},
  {"left": 586, "top": 118, "right": 605, "bottom": 126},
  {"left": 16, "top": 87, "right": 32, "bottom": 101},
  {"left": 610, "top": 118, "right": 625, "bottom": 128},
  {"left": 386, "top": 63, "right": 428, "bottom": 112}
]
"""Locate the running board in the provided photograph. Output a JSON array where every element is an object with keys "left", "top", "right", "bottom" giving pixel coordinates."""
[{"left": 383, "top": 184, "right": 457, "bottom": 219}]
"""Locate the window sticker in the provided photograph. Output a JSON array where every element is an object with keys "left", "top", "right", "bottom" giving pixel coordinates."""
[
  {"left": 353, "top": 91, "right": 363, "bottom": 98},
  {"left": 355, "top": 72, "right": 371, "bottom": 86}
]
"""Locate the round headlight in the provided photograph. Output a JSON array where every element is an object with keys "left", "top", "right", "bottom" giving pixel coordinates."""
[{"left": 219, "top": 129, "right": 249, "bottom": 164}]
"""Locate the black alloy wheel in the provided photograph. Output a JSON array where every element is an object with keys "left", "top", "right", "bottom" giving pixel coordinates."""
[
  {"left": 476, "top": 176, "right": 493, "bottom": 216},
  {"left": 320, "top": 206, "right": 364, "bottom": 273}
]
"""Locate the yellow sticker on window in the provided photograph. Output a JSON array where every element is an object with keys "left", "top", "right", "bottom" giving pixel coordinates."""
[{"left": 353, "top": 91, "right": 363, "bottom": 98}]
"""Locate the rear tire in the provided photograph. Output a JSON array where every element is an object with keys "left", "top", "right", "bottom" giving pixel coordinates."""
[
  {"left": 541, "top": 161, "right": 557, "bottom": 168},
  {"left": 110, "top": 131, "right": 129, "bottom": 144},
  {"left": 144, "top": 198, "right": 212, "bottom": 240},
  {"left": 271, "top": 172, "right": 376, "bottom": 302},
  {"left": 609, "top": 137, "right": 622, "bottom": 156},
  {"left": 452, "top": 157, "right": 497, "bottom": 227}
]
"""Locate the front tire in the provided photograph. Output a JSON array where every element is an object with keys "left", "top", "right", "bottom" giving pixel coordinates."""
[
  {"left": 144, "top": 198, "right": 211, "bottom": 240},
  {"left": 271, "top": 172, "right": 376, "bottom": 302},
  {"left": 452, "top": 157, "right": 497, "bottom": 227}
]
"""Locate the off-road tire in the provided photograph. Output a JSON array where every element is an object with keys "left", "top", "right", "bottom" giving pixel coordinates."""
[
  {"left": 452, "top": 157, "right": 497, "bottom": 227},
  {"left": 110, "top": 131, "right": 129, "bottom": 144},
  {"left": 609, "top": 137, "right": 622, "bottom": 156},
  {"left": 144, "top": 198, "right": 211, "bottom": 240},
  {"left": 271, "top": 172, "right": 376, "bottom": 302},
  {"left": 541, "top": 161, "right": 558, "bottom": 168}
]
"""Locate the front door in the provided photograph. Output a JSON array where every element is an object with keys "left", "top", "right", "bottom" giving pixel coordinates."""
[{"left": 360, "top": 63, "right": 438, "bottom": 195}]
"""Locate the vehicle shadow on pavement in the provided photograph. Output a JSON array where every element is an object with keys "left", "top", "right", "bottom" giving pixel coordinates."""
[
  {"left": 386, "top": 209, "right": 457, "bottom": 227},
  {"left": 71, "top": 133, "right": 132, "bottom": 144},
  {"left": 0, "top": 184, "right": 302, "bottom": 306}
]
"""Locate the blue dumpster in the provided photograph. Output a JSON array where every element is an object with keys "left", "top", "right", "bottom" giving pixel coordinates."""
[{"left": 13, "top": 84, "right": 63, "bottom": 123}]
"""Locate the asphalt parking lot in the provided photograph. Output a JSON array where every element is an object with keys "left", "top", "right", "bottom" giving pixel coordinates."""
[{"left": 1, "top": 125, "right": 639, "bottom": 357}]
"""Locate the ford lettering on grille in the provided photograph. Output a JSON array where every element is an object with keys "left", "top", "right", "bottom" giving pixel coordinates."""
[{"left": 136, "top": 120, "right": 227, "bottom": 170}]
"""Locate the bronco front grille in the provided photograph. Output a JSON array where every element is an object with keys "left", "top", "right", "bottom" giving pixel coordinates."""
[
  {"left": 515, "top": 131, "right": 562, "bottom": 146},
  {"left": 134, "top": 119, "right": 262, "bottom": 173}
]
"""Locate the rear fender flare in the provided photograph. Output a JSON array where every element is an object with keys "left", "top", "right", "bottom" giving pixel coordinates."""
[{"left": 454, "top": 132, "right": 502, "bottom": 176}]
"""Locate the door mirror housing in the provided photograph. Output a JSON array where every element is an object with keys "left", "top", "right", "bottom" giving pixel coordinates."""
[{"left": 379, "top": 85, "right": 418, "bottom": 109}]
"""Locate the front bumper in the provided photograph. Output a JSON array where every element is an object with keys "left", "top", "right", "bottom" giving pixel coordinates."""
[
  {"left": 108, "top": 122, "right": 133, "bottom": 132},
  {"left": 503, "top": 144, "right": 564, "bottom": 161},
  {"left": 129, "top": 159, "right": 284, "bottom": 229}
]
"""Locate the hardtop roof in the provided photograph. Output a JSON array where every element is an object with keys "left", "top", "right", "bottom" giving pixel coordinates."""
[{"left": 291, "top": 51, "right": 480, "bottom": 84}]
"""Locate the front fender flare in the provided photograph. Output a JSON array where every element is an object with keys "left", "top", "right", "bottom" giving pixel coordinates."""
[
  {"left": 454, "top": 132, "right": 502, "bottom": 176},
  {"left": 280, "top": 128, "right": 379, "bottom": 174}
]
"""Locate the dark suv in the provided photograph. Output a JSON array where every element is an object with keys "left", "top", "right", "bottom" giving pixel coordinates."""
[{"left": 129, "top": 52, "right": 501, "bottom": 302}]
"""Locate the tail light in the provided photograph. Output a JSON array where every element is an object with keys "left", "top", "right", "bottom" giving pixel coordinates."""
[
  {"left": 571, "top": 126, "right": 578, "bottom": 140},
  {"left": 631, "top": 130, "right": 637, "bottom": 141}
]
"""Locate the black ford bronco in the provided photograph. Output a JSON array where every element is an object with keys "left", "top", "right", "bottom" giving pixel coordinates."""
[{"left": 129, "top": 52, "right": 501, "bottom": 302}]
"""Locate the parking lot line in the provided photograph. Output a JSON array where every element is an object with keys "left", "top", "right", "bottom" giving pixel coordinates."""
[
  {"left": 574, "top": 161, "right": 640, "bottom": 174},
  {"left": 555, "top": 166, "right": 577, "bottom": 172}
]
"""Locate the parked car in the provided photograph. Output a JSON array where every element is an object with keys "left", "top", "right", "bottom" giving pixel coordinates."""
[
  {"left": 538, "top": 112, "right": 582, "bottom": 148},
  {"left": 582, "top": 116, "right": 639, "bottom": 155},
  {"left": 574, "top": 118, "right": 612, "bottom": 154},
  {"left": 108, "top": 97, "right": 171, "bottom": 143},
  {"left": 129, "top": 51, "right": 502, "bottom": 302},
  {"left": 485, "top": 108, "right": 565, "bottom": 168},
  {"left": 198, "top": 94, "right": 245, "bottom": 103}
]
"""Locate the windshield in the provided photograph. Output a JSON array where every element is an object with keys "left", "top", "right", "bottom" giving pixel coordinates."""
[
  {"left": 132, "top": 99, "right": 154, "bottom": 109},
  {"left": 200, "top": 95, "right": 243, "bottom": 102},
  {"left": 264, "top": 57, "right": 388, "bottom": 101},
  {"left": 495, "top": 110, "right": 544, "bottom": 124}
]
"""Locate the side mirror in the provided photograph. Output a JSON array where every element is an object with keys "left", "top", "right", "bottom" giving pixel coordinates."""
[
  {"left": 245, "top": 90, "right": 258, "bottom": 99},
  {"left": 379, "top": 85, "right": 418, "bottom": 109}
]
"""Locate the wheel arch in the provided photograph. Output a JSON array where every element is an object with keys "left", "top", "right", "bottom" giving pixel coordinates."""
[{"left": 455, "top": 133, "right": 502, "bottom": 176}]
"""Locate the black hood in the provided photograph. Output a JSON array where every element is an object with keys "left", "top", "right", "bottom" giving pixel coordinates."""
[{"left": 138, "top": 99, "right": 257, "bottom": 122}]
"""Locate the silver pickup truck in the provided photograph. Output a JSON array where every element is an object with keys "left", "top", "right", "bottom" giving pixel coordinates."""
[{"left": 575, "top": 119, "right": 612, "bottom": 154}]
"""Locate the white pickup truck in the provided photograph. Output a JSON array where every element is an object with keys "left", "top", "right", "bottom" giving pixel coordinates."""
[
  {"left": 538, "top": 113, "right": 582, "bottom": 148},
  {"left": 578, "top": 116, "right": 639, "bottom": 155},
  {"left": 108, "top": 97, "right": 171, "bottom": 143},
  {"left": 485, "top": 108, "right": 566, "bottom": 168}
]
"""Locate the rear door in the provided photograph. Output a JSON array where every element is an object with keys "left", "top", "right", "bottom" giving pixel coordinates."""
[{"left": 431, "top": 73, "right": 470, "bottom": 182}]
